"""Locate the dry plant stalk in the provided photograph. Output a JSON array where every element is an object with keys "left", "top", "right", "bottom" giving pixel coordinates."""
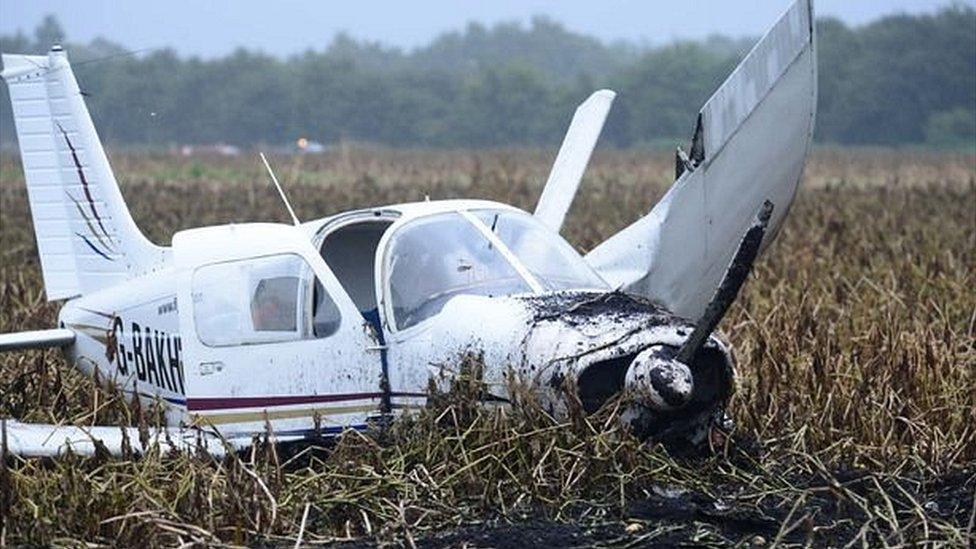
[{"left": 0, "top": 148, "right": 973, "bottom": 546}]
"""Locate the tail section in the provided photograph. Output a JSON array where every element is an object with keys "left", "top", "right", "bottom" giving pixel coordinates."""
[{"left": 1, "top": 46, "right": 166, "bottom": 300}]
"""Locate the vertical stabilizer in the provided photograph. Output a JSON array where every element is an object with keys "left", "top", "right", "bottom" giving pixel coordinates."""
[{"left": 2, "top": 47, "right": 167, "bottom": 300}]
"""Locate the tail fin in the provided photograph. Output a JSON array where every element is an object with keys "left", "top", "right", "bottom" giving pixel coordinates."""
[{"left": 2, "top": 46, "right": 166, "bottom": 300}]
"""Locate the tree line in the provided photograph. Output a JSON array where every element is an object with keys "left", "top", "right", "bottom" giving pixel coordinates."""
[{"left": 1, "top": 7, "right": 973, "bottom": 149}]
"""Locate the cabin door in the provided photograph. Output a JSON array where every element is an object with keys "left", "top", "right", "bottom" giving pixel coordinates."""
[{"left": 174, "top": 223, "right": 385, "bottom": 437}]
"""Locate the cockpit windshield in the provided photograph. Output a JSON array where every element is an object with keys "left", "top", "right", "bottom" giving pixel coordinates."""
[
  {"left": 386, "top": 209, "right": 607, "bottom": 330},
  {"left": 471, "top": 210, "right": 607, "bottom": 292}
]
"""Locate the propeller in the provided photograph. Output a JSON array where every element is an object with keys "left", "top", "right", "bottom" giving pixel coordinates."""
[
  {"left": 625, "top": 200, "right": 773, "bottom": 412},
  {"left": 676, "top": 199, "right": 774, "bottom": 365}
]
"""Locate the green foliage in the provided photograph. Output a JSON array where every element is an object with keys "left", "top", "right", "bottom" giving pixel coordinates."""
[
  {"left": 816, "top": 6, "right": 976, "bottom": 146},
  {"left": 925, "top": 107, "right": 976, "bottom": 147},
  {"left": 0, "top": 7, "right": 973, "bottom": 148},
  {"left": 609, "top": 43, "right": 738, "bottom": 146}
]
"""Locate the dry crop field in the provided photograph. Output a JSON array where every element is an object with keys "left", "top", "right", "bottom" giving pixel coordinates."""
[{"left": 0, "top": 147, "right": 974, "bottom": 546}]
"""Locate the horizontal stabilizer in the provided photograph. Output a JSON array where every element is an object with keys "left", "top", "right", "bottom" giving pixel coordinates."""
[{"left": 0, "top": 328, "right": 74, "bottom": 352}]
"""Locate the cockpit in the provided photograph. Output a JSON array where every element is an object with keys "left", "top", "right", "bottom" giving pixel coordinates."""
[
  {"left": 315, "top": 206, "right": 608, "bottom": 334},
  {"left": 382, "top": 209, "right": 608, "bottom": 330}
]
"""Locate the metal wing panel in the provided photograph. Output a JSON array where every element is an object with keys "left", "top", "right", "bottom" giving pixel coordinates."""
[
  {"left": 701, "top": 0, "right": 813, "bottom": 158},
  {"left": 1, "top": 419, "right": 248, "bottom": 457},
  {"left": 534, "top": 89, "right": 616, "bottom": 232},
  {"left": 0, "top": 328, "right": 75, "bottom": 352},
  {"left": 585, "top": 0, "right": 816, "bottom": 321}
]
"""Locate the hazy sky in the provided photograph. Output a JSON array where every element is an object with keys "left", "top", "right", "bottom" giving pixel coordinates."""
[{"left": 0, "top": 0, "right": 969, "bottom": 57}]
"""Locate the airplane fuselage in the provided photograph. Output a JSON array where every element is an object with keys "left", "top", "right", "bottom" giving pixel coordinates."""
[
  {"left": 57, "top": 201, "right": 735, "bottom": 441},
  {"left": 2, "top": 0, "right": 815, "bottom": 452}
]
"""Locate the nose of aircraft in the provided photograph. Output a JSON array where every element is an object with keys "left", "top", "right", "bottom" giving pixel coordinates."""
[{"left": 625, "top": 345, "right": 694, "bottom": 411}]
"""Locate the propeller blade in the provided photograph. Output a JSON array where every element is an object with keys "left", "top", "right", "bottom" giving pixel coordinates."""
[{"left": 676, "top": 200, "right": 774, "bottom": 365}]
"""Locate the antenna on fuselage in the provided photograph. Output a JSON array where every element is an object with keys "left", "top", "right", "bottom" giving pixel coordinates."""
[{"left": 259, "top": 152, "right": 301, "bottom": 226}]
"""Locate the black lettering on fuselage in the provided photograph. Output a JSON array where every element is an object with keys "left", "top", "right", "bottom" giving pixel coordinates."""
[
  {"left": 120, "top": 318, "right": 185, "bottom": 395},
  {"left": 163, "top": 335, "right": 185, "bottom": 394},
  {"left": 113, "top": 316, "right": 128, "bottom": 375},
  {"left": 144, "top": 331, "right": 159, "bottom": 387},
  {"left": 172, "top": 336, "right": 184, "bottom": 394},
  {"left": 132, "top": 322, "right": 146, "bottom": 382},
  {"left": 154, "top": 330, "right": 172, "bottom": 392},
  {"left": 157, "top": 297, "right": 177, "bottom": 316}
]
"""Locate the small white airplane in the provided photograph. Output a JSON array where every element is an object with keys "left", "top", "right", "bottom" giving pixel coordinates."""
[{"left": 0, "top": 0, "right": 816, "bottom": 456}]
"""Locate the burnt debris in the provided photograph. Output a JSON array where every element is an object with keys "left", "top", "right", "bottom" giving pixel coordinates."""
[{"left": 519, "top": 290, "right": 680, "bottom": 329}]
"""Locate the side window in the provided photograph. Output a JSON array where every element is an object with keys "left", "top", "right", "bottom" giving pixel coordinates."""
[
  {"left": 192, "top": 253, "right": 342, "bottom": 347},
  {"left": 312, "top": 281, "right": 341, "bottom": 337}
]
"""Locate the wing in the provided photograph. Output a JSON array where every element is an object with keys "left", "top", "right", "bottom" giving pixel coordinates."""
[
  {"left": 1, "top": 419, "right": 254, "bottom": 457},
  {"left": 534, "top": 89, "right": 616, "bottom": 232},
  {"left": 0, "top": 328, "right": 74, "bottom": 352},
  {"left": 586, "top": 0, "right": 816, "bottom": 321}
]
